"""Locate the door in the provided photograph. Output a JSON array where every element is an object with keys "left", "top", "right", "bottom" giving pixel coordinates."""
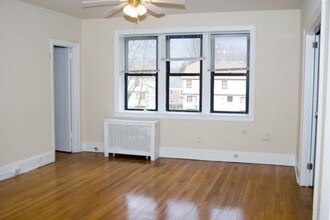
[
  {"left": 54, "top": 46, "right": 72, "bottom": 152},
  {"left": 309, "top": 30, "right": 321, "bottom": 186}
]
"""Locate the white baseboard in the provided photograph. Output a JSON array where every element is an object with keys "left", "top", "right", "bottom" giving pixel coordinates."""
[
  {"left": 160, "top": 146, "right": 295, "bottom": 166},
  {"left": 0, "top": 151, "right": 55, "bottom": 182},
  {"left": 81, "top": 142, "right": 294, "bottom": 166},
  {"left": 294, "top": 165, "right": 301, "bottom": 185},
  {"left": 81, "top": 142, "right": 104, "bottom": 153}
]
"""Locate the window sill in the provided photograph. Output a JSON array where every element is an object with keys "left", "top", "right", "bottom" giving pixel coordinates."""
[{"left": 113, "top": 111, "right": 255, "bottom": 122}]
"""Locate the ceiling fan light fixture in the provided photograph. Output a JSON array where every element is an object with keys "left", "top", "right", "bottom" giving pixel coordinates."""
[
  {"left": 83, "top": 0, "right": 186, "bottom": 19},
  {"left": 137, "top": 4, "right": 147, "bottom": 16},
  {"left": 123, "top": 4, "right": 138, "bottom": 17}
]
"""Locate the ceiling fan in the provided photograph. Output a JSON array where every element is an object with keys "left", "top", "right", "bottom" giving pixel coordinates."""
[{"left": 82, "top": 0, "right": 185, "bottom": 18}]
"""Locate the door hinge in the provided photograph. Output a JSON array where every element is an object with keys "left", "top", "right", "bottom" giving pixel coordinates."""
[
  {"left": 307, "top": 163, "right": 313, "bottom": 170},
  {"left": 312, "top": 41, "right": 318, "bottom": 48},
  {"left": 315, "top": 111, "right": 318, "bottom": 119}
]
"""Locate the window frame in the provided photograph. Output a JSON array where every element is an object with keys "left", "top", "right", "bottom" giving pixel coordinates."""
[
  {"left": 114, "top": 26, "right": 256, "bottom": 121},
  {"left": 123, "top": 36, "right": 159, "bottom": 111},
  {"left": 124, "top": 73, "right": 158, "bottom": 111},
  {"left": 165, "top": 34, "right": 203, "bottom": 112},
  {"left": 210, "top": 33, "right": 250, "bottom": 114}
]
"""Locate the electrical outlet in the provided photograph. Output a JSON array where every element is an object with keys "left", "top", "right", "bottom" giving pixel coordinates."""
[
  {"left": 14, "top": 168, "right": 21, "bottom": 175},
  {"left": 234, "top": 154, "right": 239, "bottom": 158},
  {"left": 242, "top": 129, "right": 247, "bottom": 134},
  {"left": 94, "top": 147, "right": 98, "bottom": 151},
  {"left": 262, "top": 133, "right": 270, "bottom": 141}
]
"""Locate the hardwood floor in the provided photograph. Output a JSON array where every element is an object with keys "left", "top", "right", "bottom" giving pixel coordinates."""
[{"left": 0, "top": 152, "right": 313, "bottom": 220}]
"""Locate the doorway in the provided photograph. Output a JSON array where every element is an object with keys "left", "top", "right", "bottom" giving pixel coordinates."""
[
  {"left": 53, "top": 46, "right": 72, "bottom": 152},
  {"left": 299, "top": 28, "right": 321, "bottom": 187},
  {"left": 50, "top": 39, "right": 80, "bottom": 155}
]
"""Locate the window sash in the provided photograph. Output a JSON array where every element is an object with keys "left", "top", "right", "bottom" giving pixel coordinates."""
[
  {"left": 124, "top": 36, "right": 158, "bottom": 72},
  {"left": 166, "top": 73, "right": 202, "bottom": 112},
  {"left": 210, "top": 72, "right": 249, "bottom": 114},
  {"left": 166, "top": 34, "right": 203, "bottom": 59},
  {"left": 123, "top": 35, "right": 159, "bottom": 111},
  {"left": 124, "top": 73, "right": 158, "bottom": 111},
  {"left": 210, "top": 33, "right": 250, "bottom": 114},
  {"left": 166, "top": 35, "right": 203, "bottom": 112},
  {"left": 210, "top": 33, "right": 250, "bottom": 74}
]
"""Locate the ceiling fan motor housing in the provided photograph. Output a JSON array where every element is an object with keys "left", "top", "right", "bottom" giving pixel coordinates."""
[{"left": 128, "top": 0, "right": 143, "bottom": 6}]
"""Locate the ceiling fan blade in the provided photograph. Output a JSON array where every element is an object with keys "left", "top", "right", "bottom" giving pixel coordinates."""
[
  {"left": 144, "top": 3, "right": 165, "bottom": 14},
  {"left": 104, "top": 3, "right": 126, "bottom": 17},
  {"left": 82, "top": 0, "right": 124, "bottom": 8},
  {"left": 149, "top": 0, "right": 185, "bottom": 5}
]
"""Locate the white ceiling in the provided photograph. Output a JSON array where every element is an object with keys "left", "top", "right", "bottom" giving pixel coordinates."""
[{"left": 20, "top": 0, "right": 303, "bottom": 19}]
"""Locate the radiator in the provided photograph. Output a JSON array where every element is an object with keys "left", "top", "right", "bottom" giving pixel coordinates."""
[{"left": 104, "top": 119, "right": 159, "bottom": 161}]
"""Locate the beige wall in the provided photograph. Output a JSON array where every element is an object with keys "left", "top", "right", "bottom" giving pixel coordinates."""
[
  {"left": 301, "top": 0, "right": 321, "bottom": 29},
  {"left": 0, "top": 0, "right": 81, "bottom": 166},
  {"left": 82, "top": 10, "right": 301, "bottom": 155}
]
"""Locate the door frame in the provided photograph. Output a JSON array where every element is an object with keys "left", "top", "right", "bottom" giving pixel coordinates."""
[
  {"left": 299, "top": 28, "right": 321, "bottom": 186},
  {"left": 50, "top": 38, "right": 80, "bottom": 153},
  {"left": 297, "top": 0, "right": 322, "bottom": 186},
  {"left": 313, "top": 0, "right": 330, "bottom": 218},
  {"left": 309, "top": 31, "right": 321, "bottom": 186}
]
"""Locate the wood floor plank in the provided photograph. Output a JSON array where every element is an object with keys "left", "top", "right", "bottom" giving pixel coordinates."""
[{"left": 0, "top": 152, "right": 313, "bottom": 220}]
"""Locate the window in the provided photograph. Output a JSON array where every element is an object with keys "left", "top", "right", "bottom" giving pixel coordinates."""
[
  {"left": 166, "top": 35, "right": 203, "bottom": 112},
  {"left": 210, "top": 34, "right": 250, "bottom": 113},
  {"left": 222, "top": 80, "right": 228, "bottom": 89},
  {"left": 124, "top": 36, "right": 158, "bottom": 111},
  {"left": 116, "top": 27, "right": 254, "bottom": 120},
  {"left": 187, "top": 95, "right": 197, "bottom": 103},
  {"left": 186, "top": 80, "right": 192, "bottom": 88}
]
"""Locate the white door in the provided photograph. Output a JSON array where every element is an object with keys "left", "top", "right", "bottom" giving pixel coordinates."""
[
  {"left": 54, "top": 46, "right": 72, "bottom": 152},
  {"left": 309, "top": 30, "right": 320, "bottom": 186}
]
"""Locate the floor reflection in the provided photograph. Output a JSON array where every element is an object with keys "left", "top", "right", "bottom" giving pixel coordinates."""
[
  {"left": 211, "top": 206, "right": 244, "bottom": 220},
  {"left": 125, "top": 194, "right": 244, "bottom": 220},
  {"left": 125, "top": 194, "right": 156, "bottom": 220},
  {"left": 166, "top": 200, "right": 199, "bottom": 220}
]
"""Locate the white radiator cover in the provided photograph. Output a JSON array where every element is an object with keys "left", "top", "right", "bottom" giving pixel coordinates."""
[{"left": 104, "top": 119, "right": 159, "bottom": 160}]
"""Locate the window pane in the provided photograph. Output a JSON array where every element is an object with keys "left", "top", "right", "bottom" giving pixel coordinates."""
[
  {"left": 222, "top": 80, "right": 228, "bottom": 89},
  {"left": 126, "top": 38, "right": 157, "bottom": 71},
  {"left": 127, "top": 76, "right": 156, "bottom": 110},
  {"left": 170, "top": 38, "right": 201, "bottom": 59},
  {"left": 213, "top": 35, "right": 248, "bottom": 73},
  {"left": 213, "top": 75, "right": 246, "bottom": 112},
  {"left": 170, "top": 61, "right": 200, "bottom": 74},
  {"left": 169, "top": 76, "right": 200, "bottom": 111}
]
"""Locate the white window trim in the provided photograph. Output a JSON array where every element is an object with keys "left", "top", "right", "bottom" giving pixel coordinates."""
[{"left": 113, "top": 25, "right": 256, "bottom": 121}]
